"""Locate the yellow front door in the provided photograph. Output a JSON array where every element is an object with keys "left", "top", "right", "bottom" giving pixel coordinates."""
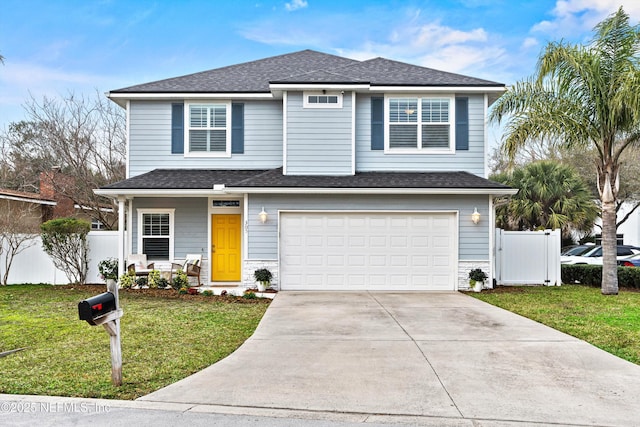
[{"left": 211, "top": 214, "right": 242, "bottom": 281}]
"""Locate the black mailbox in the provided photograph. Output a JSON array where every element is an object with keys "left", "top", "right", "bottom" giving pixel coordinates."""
[{"left": 78, "top": 292, "right": 116, "bottom": 324}]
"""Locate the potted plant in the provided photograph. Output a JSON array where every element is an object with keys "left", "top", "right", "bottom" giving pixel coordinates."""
[
  {"left": 468, "top": 268, "right": 488, "bottom": 292},
  {"left": 98, "top": 258, "right": 119, "bottom": 289},
  {"left": 254, "top": 268, "right": 273, "bottom": 292}
]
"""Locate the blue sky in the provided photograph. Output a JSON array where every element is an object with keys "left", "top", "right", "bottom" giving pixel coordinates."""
[{"left": 1, "top": 0, "right": 639, "bottom": 136}]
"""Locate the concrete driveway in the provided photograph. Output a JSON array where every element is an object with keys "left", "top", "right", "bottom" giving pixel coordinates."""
[{"left": 140, "top": 292, "right": 640, "bottom": 426}]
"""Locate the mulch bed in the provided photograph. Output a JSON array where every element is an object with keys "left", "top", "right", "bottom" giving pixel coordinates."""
[{"left": 54, "top": 284, "right": 273, "bottom": 304}]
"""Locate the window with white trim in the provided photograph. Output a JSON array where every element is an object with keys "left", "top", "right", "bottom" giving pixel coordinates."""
[
  {"left": 138, "top": 209, "right": 174, "bottom": 261},
  {"left": 187, "top": 103, "right": 230, "bottom": 154},
  {"left": 387, "top": 97, "right": 453, "bottom": 151},
  {"left": 303, "top": 91, "right": 343, "bottom": 108}
]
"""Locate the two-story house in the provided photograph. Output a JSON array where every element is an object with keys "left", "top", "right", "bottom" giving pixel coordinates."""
[{"left": 97, "top": 50, "right": 515, "bottom": 291}]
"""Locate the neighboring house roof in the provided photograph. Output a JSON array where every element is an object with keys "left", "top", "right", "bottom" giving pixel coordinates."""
[
  {"left": 98, "top": 168, "right": 515, "bottom": 195},
  {"left": 109, "top": 49, "right": 503, "bottom": 94},
  {"left": 0, "top": 188, "right": 56, "bottom": 206}
]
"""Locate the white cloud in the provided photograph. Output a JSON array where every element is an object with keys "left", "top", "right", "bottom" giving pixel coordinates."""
[
  {"left": 240, "top": 8, "right": 509, "bottom": 81},
  {"left": 0, "top": 62, "right": 100, "bottom": 87},
  {"left": 337, "top": 20, "right": 502, "bottom": 78},
  {"left": 521, "top": 37, "right": 539, "bottom": 49},
  {"left": 285, "top": 0, "right": 308, "bottom": 12},
  {"left": 531, "top": 0, "right": 640, "bottom": 37}
]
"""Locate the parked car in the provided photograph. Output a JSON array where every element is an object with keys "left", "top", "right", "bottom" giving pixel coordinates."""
[
  {"left": 561, "top": 244, "right": 595, "bottom": 256},
  {"left": 618, "top": 253, "right": 640, "bottom": 267},
  {"left": 561, "top": 245, "right": 640, "bottom": 265}
]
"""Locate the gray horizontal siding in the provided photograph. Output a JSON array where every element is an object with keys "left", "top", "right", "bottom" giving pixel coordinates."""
[
  {"left": 247, "top": 194, "right": 490, "bottom": 260},
  {"left": 355, "top": 94, "right": 486, "bottom": 175},
  {"left": 128, "top": 100, "right": 283, "bottom": 177},
  {"left": 131, "top": 198, "right": 208, "bottom": 260},
  {"left": 285, "top": 92, "right": 352, "bottom": 175}
]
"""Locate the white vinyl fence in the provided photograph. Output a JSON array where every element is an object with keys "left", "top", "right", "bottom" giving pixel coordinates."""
[
  {"left": 1, "top": 231, "right": 119, "bottom": 285},
  {"left": 495, "top": 229, "right": 561, "bottom": 286}
]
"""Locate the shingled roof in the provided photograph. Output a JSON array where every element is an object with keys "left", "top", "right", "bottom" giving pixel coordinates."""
[
  {"left": 100, "top": 168, "right": 512, "bottom": 192},
  {"left": 110, "top": 49, "right": 503, "bottom": 94}
]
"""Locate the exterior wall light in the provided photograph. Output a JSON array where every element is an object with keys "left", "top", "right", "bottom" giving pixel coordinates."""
[
  {"left": 258, "top": 207, "right": 268, "bottom": 224},
  {"left": 471, "top": 207, "right": 481, "bottom": 224}
]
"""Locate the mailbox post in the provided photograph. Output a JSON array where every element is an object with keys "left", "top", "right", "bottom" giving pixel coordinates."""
[{"left": 78, "top": 279, "right": 123, "bottom": 386}]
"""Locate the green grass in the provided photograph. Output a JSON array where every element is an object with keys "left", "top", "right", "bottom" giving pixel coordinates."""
[
  {"left": 0, "top": 284, "right": 270, "bottom": 399},
  {"left": 469, "top": 285, "right": 640, "bottom": 365}
]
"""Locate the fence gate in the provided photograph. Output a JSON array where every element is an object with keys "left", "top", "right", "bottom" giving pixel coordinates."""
[{"left": 495, "top": 229, "right": 561, "bottom": 286}]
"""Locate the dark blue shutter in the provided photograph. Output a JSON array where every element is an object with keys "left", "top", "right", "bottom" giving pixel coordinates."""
[
  {"left": 455, "top": 97, "right": 469, "bottom": 151},
  {"left": 371, "top": 97, "right": 384, "bottom": 150},
  {"left": 231, "top": 103, "right": 244, "bottom": 154},
  {"left": 171, "top": 103, "right": 184, "bottom": 154}
]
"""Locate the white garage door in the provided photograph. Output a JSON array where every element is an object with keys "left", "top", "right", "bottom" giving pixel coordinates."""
[{"left": 279, "top": 212, "right": 457, "bottom": 291}]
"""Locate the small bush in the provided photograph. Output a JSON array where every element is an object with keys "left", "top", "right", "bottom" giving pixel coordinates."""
[
  {"left": 202, "top": 290, "right": 213, "bottom": 297},
  {"left": 136, "top": 277, "right": 147, "bottom": 287},
  {"left": 243, "top": 291, "right": 257, "bottom": 299},
  {"left": 157, "top": 277, "right": 169, "bottom": 289},
  {"left": 147, "top": 270, "right": 161, "bottom": 289},
  {"left": 119, "top": 273, "right": 136, "bottom": 289},
  {"left": 172, "top": 269, "right": 189, "bottom": 290},
  {"left": 561, "top": 264, "right": 640, "bottom": 288}
]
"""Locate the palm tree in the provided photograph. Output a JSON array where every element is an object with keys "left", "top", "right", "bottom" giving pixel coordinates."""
[
  {"left": 493, "top": 161, "right": 599, "bottom": 238},
  {"left": 490, "top": 7, "right": 640, "bottom": 295}
]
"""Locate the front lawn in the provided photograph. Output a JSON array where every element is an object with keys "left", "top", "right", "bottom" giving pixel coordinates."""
[
  {"left": 469, "top": 285, "right": 640, "bottom": 365},
  {"left": 0, "top": 284, "right": 270, "bottom": 399}
]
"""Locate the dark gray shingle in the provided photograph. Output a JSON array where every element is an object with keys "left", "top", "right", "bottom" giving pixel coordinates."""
[
  {"left": 111, "top": 50, "right": 359, "bottom": 93},
  {"left": 110, "top": 50, "right": 503, "bottom": 93},
  {"left": 101, "top": 168, "right": 511, "bottom": 191}
]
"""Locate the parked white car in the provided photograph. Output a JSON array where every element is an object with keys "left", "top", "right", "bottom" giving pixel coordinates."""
[{"left": 561, "top": 245, "right": 640, "bottom": 265}]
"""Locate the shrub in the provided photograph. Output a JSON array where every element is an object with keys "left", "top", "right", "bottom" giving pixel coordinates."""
[
  {"left": 40, "top": 218, "right": 91, "bottom": 284},
  {"left": 147, "top": 270, "right": 161, "bottom": 289},
  {"left": 243, "top": 291, "right": 257, "bottom": 299},
  {"left": 119, "top": 273, "right": 136, "bottom": 289},
  {"left": 157, "top": 277, "right": 169, "bottom": 289},
  {"left": 561, "top": 264, "right": 640, "bottom": 289},
  {"left": 202, "top": 290, "right": 213, "bottom": 297},
  {"left": 171, "top": 269, "right": 189, "bottom": 290}
]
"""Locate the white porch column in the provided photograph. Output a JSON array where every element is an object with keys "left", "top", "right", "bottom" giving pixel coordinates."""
[{"left": 117, "top": 196, "right": 126, "bottom": 276}]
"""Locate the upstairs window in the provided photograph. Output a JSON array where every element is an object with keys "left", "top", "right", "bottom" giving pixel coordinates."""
[
  {"left": 386, "top": 96, "right": 454, "bottom": 152},
  {"left": 303, "top": 91, "right": 343, "bottom": 108},
  {"left": 187, "top": 103, "right": 230, "bottom": 155}
]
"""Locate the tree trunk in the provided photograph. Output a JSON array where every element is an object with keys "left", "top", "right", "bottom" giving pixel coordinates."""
[{"left": 601, "top": 198, "right": 619, "bottom": 295}]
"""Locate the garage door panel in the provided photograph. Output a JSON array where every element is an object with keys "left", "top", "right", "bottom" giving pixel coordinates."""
[
  {"left": 347, "top": 255, "right": 366, "bottom": 266},
  {"left": 280, "top": 212, "right": 456, "bottom": 291}
]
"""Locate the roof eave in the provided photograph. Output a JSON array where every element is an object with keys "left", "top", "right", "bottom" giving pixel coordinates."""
[
  {"left": 0, "top": 194, "right": 57, "bottom": 205},
  {"left": 269, "top": 83, "right": 371, "bottom": 91},
  {"left": 369, "top": 85, "right": 506, "bottom": 93},
  {"left": 95, "top": 187, "right": 517, "bottom": 197},
  {"left": 106, "top": 92, "right": 275, "bottom": 107},
  {"left": 94, "top": 188, "right": 224, "bottom": 198}
]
